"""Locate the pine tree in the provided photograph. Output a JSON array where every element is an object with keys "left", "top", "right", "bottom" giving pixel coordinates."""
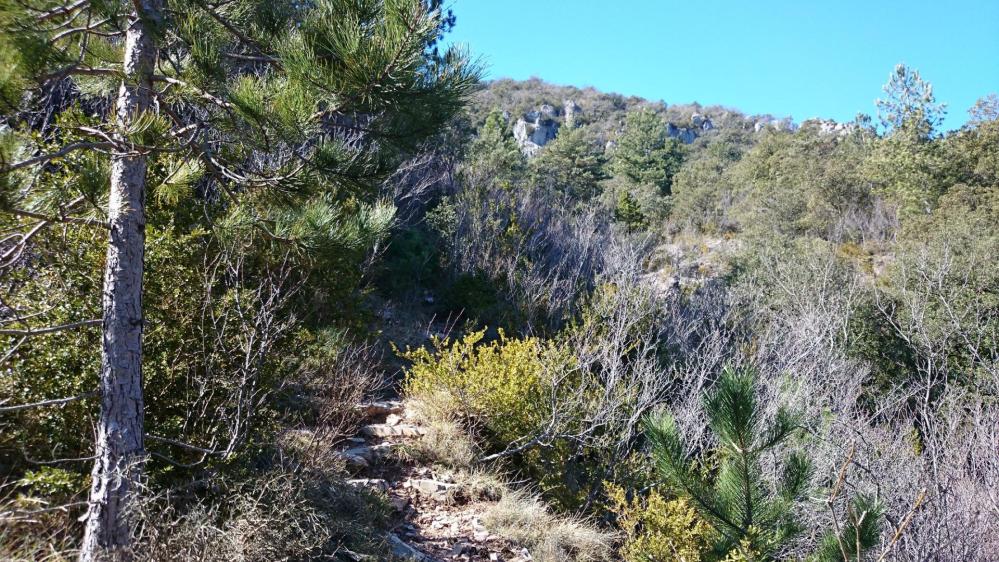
[
  {"left": 465, "top": 108, "right": 525, "bottom": 189},
  {"left": 876, "top": 64, "right": 947, "bottom": 137},
  {"left": 867, "top": 64, "right": 948, "bottom": 214},
  {"left": 644, "top": 366, "right": 883, "bottom": 560},
  {"left": 614, "top": 190, "right": 647, "bottom": 232},
  {"left": 530, "top": 125, "right": 608, "bottom": 201},
  {"left": 611, "top": 108, "right": 686, "bottom": 196},
  {"left": 0, "top": 1, "right": 476, "bottom": 557}
]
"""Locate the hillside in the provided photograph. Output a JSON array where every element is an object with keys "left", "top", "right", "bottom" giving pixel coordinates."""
[{"left": 1, "top": 2, "right": 998, "bottom": 561}]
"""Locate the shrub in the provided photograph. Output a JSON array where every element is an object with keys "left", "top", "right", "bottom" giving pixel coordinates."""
[
  {"left": 401, "top": 329, "right": 572, "bottom": 447},
  {"left": 400, "top": 330, "right": 590, "bottom": 507},
  {"left": 133, "top": 471, "right": 394, "bottom": 561},
  {"left": 607, "top": 482, "right": 713, "bottom": 562}
]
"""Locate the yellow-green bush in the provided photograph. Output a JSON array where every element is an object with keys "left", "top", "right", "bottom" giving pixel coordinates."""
[
  {"left": 401, "top": 329, "right": 572, "bottom": 446},
  {"left": 607, "top": 483, "right": 713, "bottom": 562}
]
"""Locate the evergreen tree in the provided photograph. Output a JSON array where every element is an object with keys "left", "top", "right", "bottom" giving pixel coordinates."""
[
  {"left": 0, "top": 0, "right": 476, "bottom": 557},
  {"left": 614, "top": 190, "right": 647, "bottom": 232},
  {"left": 876, "top": 64, "right": 947, "bottom": 137},
  {"left": 465, "top": 108, "right": 525, "bottom": 189},
  {"left": 967, "top": 93, "right": 999, "bottom": 126},
  {"left": 529, "top": 125, "right": 608, "bottom": 201},
  {"left": 611, "top": 108, "right": 686, "bottom": 196},
  {"left": 644, "top": 366, "right": 883, "bottom": 560},
  {"left": 867, "top": 65, "right": 949, "bottom": 214}
]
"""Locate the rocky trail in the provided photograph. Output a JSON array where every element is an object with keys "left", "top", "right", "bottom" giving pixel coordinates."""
[{"left": 337, "top": 401, "right": 533, "bottom": 562}]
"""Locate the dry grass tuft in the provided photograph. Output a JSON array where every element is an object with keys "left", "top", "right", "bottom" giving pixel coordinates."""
[
  {"left": 398, "top": 394, "right": 478, "bottom": 468},
  {"left": 482, "top": 489, "right": 615, "bottom": 562}
]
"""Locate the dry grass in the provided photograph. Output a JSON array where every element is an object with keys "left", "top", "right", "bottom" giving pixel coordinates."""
[
  {"left": 398, "top": 394, "right": 478, "bottom": 468},
  {"left": 129, "top": 470, "right": 394, "bottom": 561},
  {"left": 482, "top": 489, "right": 616, "bottom": 562},
  {"left": 0, "top": 524, "right": 76, "bottom": 562}
]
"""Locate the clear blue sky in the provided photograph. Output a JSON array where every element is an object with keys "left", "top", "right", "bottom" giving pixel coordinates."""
[{"left": 444, "top": 0, "right": 999, "bottom": 131}]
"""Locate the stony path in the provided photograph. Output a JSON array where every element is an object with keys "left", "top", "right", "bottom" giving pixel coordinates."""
[{"left": 338, "top": 401, "right": 532, "bottom": 562}]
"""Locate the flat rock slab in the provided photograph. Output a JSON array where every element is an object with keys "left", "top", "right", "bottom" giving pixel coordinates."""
[
  {"left": 388, "top": 533, "right": 434, "bottom": 561},
  {"left": 405, "top": 478, "right": 456, "bottom": 501},
  {"left": 356, "top": 401, "right": 405, "bottom": 418},
  {"left": 362, "top": 423, "right": 426, "bottom": 438},
  {"left": 347, "top": 478, "right": 389, "bottom": 492}
]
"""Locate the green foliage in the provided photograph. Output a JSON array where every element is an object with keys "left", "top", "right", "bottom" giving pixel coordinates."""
[
  {"left": 377, "top": 226, "right": 442, "bottom": 297},
  {"left": 607, "top": 482, "right": 714, "bottom": 562},
  {"left": 876, "top": 64, "right": 946, "bottom": 136},
  {"left": 864, "top": 64, "right": 953, "bottom": 214},
  {"left": 968, "top": 93, "right": 999, "bottom": 126},
  {"left": 402, "top": 329, "right": 569, "bottom": 445},
  {"left": 464, "top": 108, "right": 526, "bottom": 189},
  {"left": 441, "top": 273, "right": 501, "bottom": 321},
  {"left": 400, "top": 330, "right": 587, "bottom": 507},
  {"left": 644, "top": 366, "right": 812, "bottom": 557},
  {"left": 530, "top": 126, "right": 608, "bottom": 201},
  {"left": 812, "top": 494, "right": 884, "bottom": 562},
  {"left": 18, "top": 467, "right": 87, "bottom": 504},
  {"left": 614, "top": 190, "right": 647, "bottom": 232},
  {"left": 882, "top": 184, "right": 999, "bottom": 390},
  {"left": 644, "top": 366, "right": 883, "bottom": 560},
  {"left": 717, "top": 128, "right": 871, "bottom": 238},
  {"left": 671, "top": 138, "right": 743, "bottom": 233},
  {"left": 0, "top": 0, "right": 478, "bottom": 547},
  {"left": 611, "top": 108, "right": 686, "bottom": 196}
]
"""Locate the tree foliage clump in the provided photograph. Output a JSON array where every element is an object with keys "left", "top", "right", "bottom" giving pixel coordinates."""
[
  {"left": 401, "top": 329, "right": 573, "bottom": 447},
  {"left": 530, "top": 125, "right": 608, "bottom": 201},
  {"left": 611, "top": 108, "right": 686, "bottom": 197}
]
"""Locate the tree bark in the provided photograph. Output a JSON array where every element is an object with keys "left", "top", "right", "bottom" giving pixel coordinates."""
[{"left": 80, "top": 2, "right": 161, "bottom": 560}]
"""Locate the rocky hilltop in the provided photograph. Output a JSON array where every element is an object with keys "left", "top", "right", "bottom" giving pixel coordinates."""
[{"left": 473, "top": 78, "right": 843, "bottom": 159}]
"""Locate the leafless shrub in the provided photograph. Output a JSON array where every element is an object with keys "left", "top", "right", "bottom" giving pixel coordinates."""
[
  {"left": 383, "top": 135, "right": 464, "bottom": 225},
  {"left": 281, "top": 338, "right": 387, "bottom": 470},
  {"left": 444, "top": 182, "right": 611, "bottom": 328},
  {"left": 725, "top": 239, "right": 999, "bottom": 561}
]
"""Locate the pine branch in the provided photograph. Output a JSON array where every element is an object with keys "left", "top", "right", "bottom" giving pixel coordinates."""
[
  {"left": 34, "top": 0, "right": 90, "bottom": 23},
  {"left": 194, "top": 1, "right": 279, "bottom": 65},
  {"left": 0, "top": 392, "right": 97, "bottom": 414},
  {"left": 48, "top": 18, "right": 112, "bottom": 44},
  {"left": 1, "top": 141, "right": 114, "bottom": 174},
  {"left": 4, "top": 207, "right": 108, "bottom": 228},
  {"left": 0, "top": 319, "right": 102, "bottom": 336}
]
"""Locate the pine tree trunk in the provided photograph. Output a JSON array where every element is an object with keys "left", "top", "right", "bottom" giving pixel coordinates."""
[{"left": 80, "top": 2, "right": 161, "bottom": 560}]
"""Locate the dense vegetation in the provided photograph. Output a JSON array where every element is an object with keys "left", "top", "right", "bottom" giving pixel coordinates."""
[{"left": 1, "top": 1, "right": 997, "bottom": 559}]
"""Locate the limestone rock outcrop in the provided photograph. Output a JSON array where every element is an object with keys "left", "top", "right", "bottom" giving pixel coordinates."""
[{"left": 513, "top": 105, "right": 560, "bottom": 157}]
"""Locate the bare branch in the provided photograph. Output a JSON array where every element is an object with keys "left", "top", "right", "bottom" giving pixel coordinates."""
[
  {"left": 0, "top": 318, "right": 101, "bottom": 336},
  {"left": 0, "top": 392, "right": 97, "bottom": 414}
]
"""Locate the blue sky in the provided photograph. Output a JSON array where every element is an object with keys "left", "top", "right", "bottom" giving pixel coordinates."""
[{"left": 444, "top": 0, "right": 999, "bottom": 131}]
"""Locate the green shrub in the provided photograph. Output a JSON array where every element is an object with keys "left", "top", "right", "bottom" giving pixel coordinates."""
[
  {"left": 401, "top": 330, "right": 592, "bottom": 507},
  {"left": 607, "top": 482, "right": 713, "bottom": 562},
  {"left": 401, "top": 329, "right": 570, "bottom": 446},
  {"left": 17, "top": 467, "right": 86, "bottom": 504}
]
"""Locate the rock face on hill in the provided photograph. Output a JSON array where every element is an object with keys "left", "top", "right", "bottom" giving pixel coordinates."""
[
  {"left": 803, "top": 118, "right": 855, "bottom": 137},
  {"left": 754, "top": 117, "right": 798, "bottom": 133},
  {"left": 513, "top": 99, "right": 715, "bottom": 157},
  {"left": 563, "top": 99, "right": 583, "bottom": 129},
  {"left": 513, "top": 104, "right": 560, "bottom": 157}
]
